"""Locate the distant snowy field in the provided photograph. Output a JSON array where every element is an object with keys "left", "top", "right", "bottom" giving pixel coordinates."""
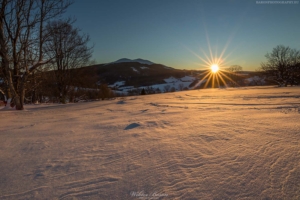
[
  {"left": 0, "top": 86, "right": 299, "bottom": 199},
  {"left": 112, "top": 76, "right": 197, "bottom": 94}
]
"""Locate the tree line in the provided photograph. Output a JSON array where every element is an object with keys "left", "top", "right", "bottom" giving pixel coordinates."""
[{"left": 0, "top": 0, "right": 115, "bottom": 109}]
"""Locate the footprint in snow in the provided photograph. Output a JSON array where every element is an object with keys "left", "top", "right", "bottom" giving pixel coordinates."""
[
  {"left": 124, "top": 123, "right": 140, "bottom": 130},
  {"left": 117, "top": 100, "right": 125, "bottom": 104}
]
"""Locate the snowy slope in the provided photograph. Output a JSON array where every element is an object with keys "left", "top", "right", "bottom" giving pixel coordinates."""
[
  {"left": 164, "top": 76, "right": 178, "bottom": 83},
  {"left": 180, "top": 75, "right": 196, "bottom": 82},
  {"left": 131, "top": 67, "right": 139, "bottom": 73},
  {"left": 108, "top": 81, "right": 125, "bottom": 88},
  {"left": 0, "top": 86, "right": 300, "bottom": 199},
  {"left": 110, "top": 76, "right": 198, "bottom": 94},
  {"left": 245, "top": 76, "right": 266, "bottom": 85}
]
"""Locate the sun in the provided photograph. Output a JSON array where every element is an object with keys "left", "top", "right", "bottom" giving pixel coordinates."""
[{"left": 211, "top": 64, "right": 219, "bottom": 73}]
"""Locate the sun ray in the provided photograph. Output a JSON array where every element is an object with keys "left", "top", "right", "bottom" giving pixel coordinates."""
[
  {"left": 217, "top": 72, "right": 228, "bottom": 87},
  {"left": 200, "top": 48, "right": 213, "bottom": 64},
  {"left": 204, "top": 28, "right": 215, "bottom": 65},
  {"left": 218, "top": 71, "right": 239, "bottom": 86},
  {"left": 191, "top": 61, "right": 209, "bottom": 68},
  {"left": 214, "top": 39, "right": 219, "bottom": 64},
  {"left": 195, "top": 70, "right": 211, "bottom": 85},
  {"left": 219, "top": 43, "right": 243, "bottom": 65},
  {"left": 193, "top": 78, "right": 206, "bottom": 89},
  {"left": 203, "top": 73, "right": 213, "bottom": 89},
  {"left": 194, "top": 70, "right": 211, "bottom": 89},
  {"left": 186, "top": 20, "right": 244, "bottom": 89},
  {"left": 216, "top": 23, "right": 241, "bottom": 65},
  {"left": 185, "top": 47, "right": 212, "bottom": 66},
  {"left": 212, "top": 74, "right": 216, "bottom": 88},
  {"left": 215, "top": 73, "right": 220, "bottom": 88},
  {"left": 193, "top": 62, "right": 211, "bottom": 68}
]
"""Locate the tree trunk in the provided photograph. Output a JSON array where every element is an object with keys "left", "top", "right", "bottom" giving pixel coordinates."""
[
  {"left": 32, "top": 71, "right": 37, "bottom": 103},
  {"left": 60, "top": 89, "right": 67, "bottom": 104},
  {"left": 69, "top": 88, "right": 75, "bottom": 103},
  {"left": 14, "top": 95, "right": 23, "bottom": 110},
  {"left": 60, "top": 95, "right": 66, "bottom": 104},
  {"left": 32, "top": 90, "right": 36, "bottom": 104},
  {"left": 19, "top": 85, "right": 25, "bottom": 109},
  {"left": 7, "top": 71, "right": 24, "bottom": 110},
  {"left": 5, "top": 86, "right": 12, "bottom": 100}
]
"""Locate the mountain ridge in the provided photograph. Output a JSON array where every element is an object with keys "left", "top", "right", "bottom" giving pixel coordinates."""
[{"left": 106, "top": 58, "right": 155, "bottom": 66}]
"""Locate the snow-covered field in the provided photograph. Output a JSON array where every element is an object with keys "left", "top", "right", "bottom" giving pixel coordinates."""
[{"left": 0, "top": 86, "right": 299, "bottom": 199}]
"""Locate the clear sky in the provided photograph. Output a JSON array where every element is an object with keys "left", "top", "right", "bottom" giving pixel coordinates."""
[{"left": 65, "top": 0, "right": 300, "bottom": 71}]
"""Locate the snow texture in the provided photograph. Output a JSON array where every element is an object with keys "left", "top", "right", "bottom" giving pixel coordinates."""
[{"left": 0, "top": 86, "right": 300, "bottom": 199}]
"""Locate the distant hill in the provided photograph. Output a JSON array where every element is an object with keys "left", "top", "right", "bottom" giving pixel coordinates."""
[
  {"left": 87, "top": 58, "right": 193, "bottom": 87},
  {"left": 106, "top": 58, "right": 155, "bottom": 65}
]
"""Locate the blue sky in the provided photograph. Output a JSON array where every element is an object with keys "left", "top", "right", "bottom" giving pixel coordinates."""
[{"left": 65, "top": 0, "right": 300, "bottom": 70}]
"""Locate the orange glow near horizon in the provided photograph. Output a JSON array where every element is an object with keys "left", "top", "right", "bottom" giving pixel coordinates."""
[
  {"left": 181, "top": 18, "right": 251, "bottom": 89},
  {"left": 186, "top": 42, "right": 245, "bottom": 89}
]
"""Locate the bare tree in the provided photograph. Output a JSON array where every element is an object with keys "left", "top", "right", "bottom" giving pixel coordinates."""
[
  {"left": 145, "top": 86, "right": 155, "bottom": 94},
  {"left": 261, "top": 45, "right": 300, "bottom": 86},
  {"left": 226, "top": 65, "right": 243, "bottom": 87},
  {"left": 0, "top": 63, "right": 7, "bottom": 101},
  {"left": 227, "top": 65, "right": 243, "bottom": 73},
  {"left": 163, "top": 85, "right": 171, "bottom": 93},
  {"left": 98, "top": 84, "right": 114, "bottom": 100},
  {"left": 44, "top": 20, "right": 93, "bottom": 103},
  {"left": 0, "top": 0, "right": 72, "bottom": 109},
  {"left": 155, "top": 87, "right": 161, "bottom": 93}
]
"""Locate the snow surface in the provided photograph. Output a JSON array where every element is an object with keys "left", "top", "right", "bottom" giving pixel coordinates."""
[
  {"left": 180, "top": 75, "right": 196, "bottom": 82},
  {"left": 0, "top": 86, "right": 300, "bottom": 199},
  {"left": 140, "top": 66, "right": 149, "bottom": 70},
  {"left": 110, "top": 76, "right": 198, "bottom": 94},
  {"left": 246, "top": 76, "right": 263, "bottom": 82},
  {"left": 149, "top": 81, "right": 190, "bottom": 92},
  {"left": 119, "top": 86, "right": 135, "bottom": 90},
  {"left": 108, "top": 81, "right": 125, "bottom": 88},
  {"left": 164, "top": 76, "right": 181, "bottom": 83},
  {"left": 131, "top": 67, "right": 139, "bottom": 73}
]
